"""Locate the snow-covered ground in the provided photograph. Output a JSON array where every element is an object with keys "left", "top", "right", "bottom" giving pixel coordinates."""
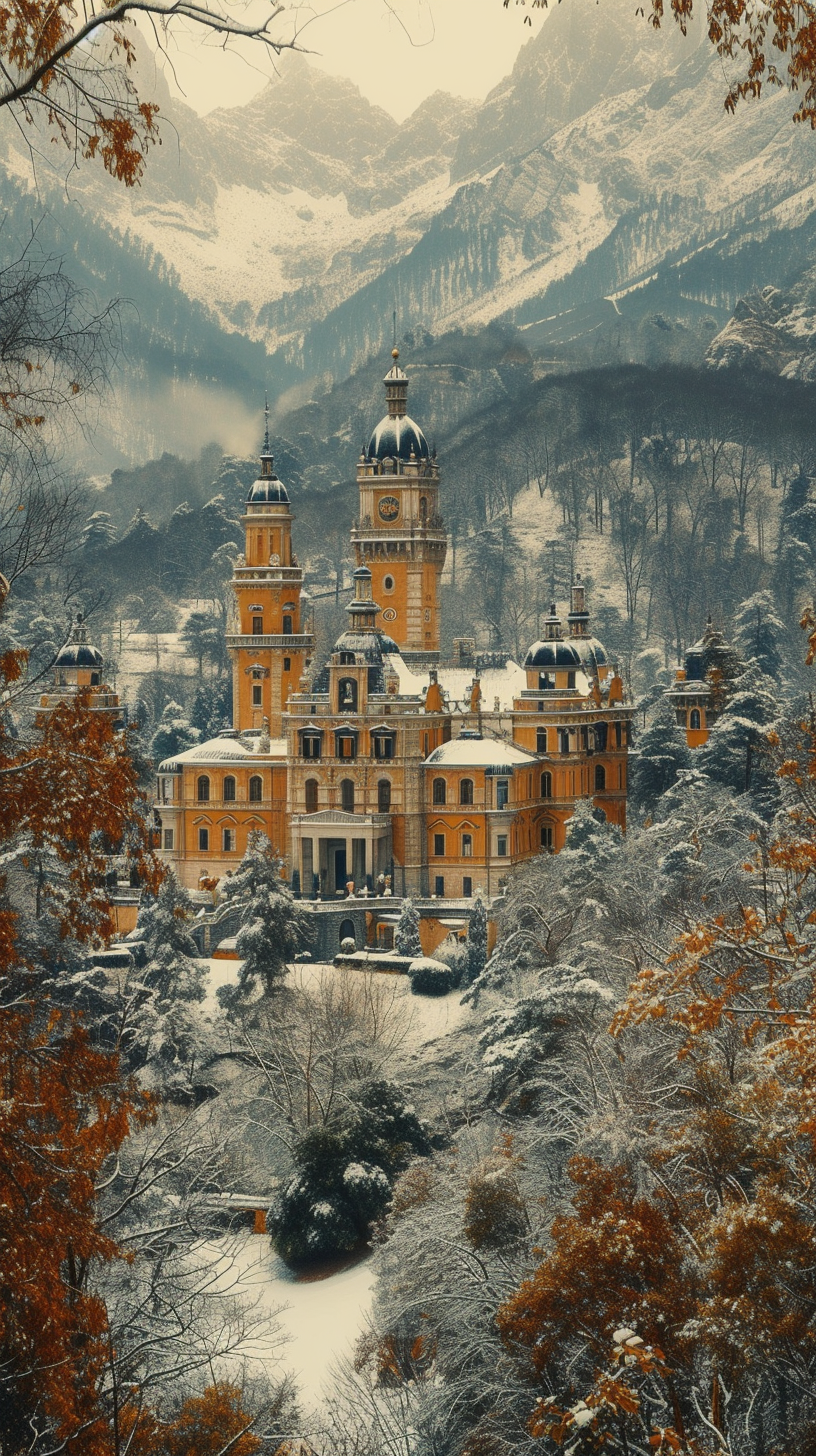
[
  {"left": 202, "top": 955, "right": 473, "bottom": 1050},
  {"left": 198, "top": 955, "right": 469, "bottom": 1407},
  {"left": 201, "top": 1229, "right": 375, "bottom": 1410}
]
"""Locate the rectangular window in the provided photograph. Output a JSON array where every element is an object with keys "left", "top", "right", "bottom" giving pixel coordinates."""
[
  {"left": 423, "top": 733, "right": 430, "bottom": 757},
  {"left": 222, "top": 828, "right": 235, "bottom": 852},
  {"left": 496, "top": 779, "right": 509, "bottom": 809},
  {"left": 567, "top": 671, "right": 576, "bottom": 689},
  {"left": 615, "top": 721, "right": 623, "bottom": 748},
  {"left": 252, "top": 684, "right": 263, "bottom": 707},
  {"left": 198, "top": 828, "right": 209, "bottom": 851},
  {"left": 283, "top": 657, "right": 291, "bottom": 671},
  {"left": 497, "top": 835, "right": 508, "bottom": 857},
  {"left": 338, "top": 737, "right": 356, "bottom": 760},
  {"left": 303, "top": 736, "right": 321, "bottom": 759},
  {"left": 538, "top": 672, "right": 555, "bottom": 691},
  {"left": 462, "top": 833, "right": 473, "bottom": 857},
  {"left": 434, "top": 875, "right": 445, "bottom": 897},
  {"left": 536, "top": 728, "right": 547, "bottom": 753},
  {"left": 463, "top": 876, "right": 473, "bottom": 898},
  {"left": 163, "top": 828, "right": 174, "bottom": 850},
  {"left": 252, "top": 616, "right": 263, "bottom": 635},
  {"left": 434, "top": 833, "right": 445, "bottom": 857},
  {"left": 541, "top": 825, "right": 554, "bottom": 852},
  {"left": 373, "top": 736, "right": 395, "bottom": 760}
]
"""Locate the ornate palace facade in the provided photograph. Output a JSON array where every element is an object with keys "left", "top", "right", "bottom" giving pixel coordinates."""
[{"left": 155, "top": 354, "right": 635, "bottom": 898}]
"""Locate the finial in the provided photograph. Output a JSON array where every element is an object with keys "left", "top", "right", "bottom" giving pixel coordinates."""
[
  {"left": 263, "top": 391, "right": 270, "bottom": 454},
  {"left": 392, "top": 347, "right": 399, "bottom": 360}
]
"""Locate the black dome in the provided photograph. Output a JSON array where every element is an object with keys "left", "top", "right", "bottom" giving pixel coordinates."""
[
  {"left": 247, "top": 473, "right": 289, "bottom": 504},
  {"left": 367, "top": 414, "right": 429, "bottom": 461},
  {"left": 54, "top": 643, "right": 104, "bottom": 668},
  {"left": 571, "top": 637, "right": 610, "bottom": 667},
  {"left": 523, "top": 640, "right": 582, "bottom": 669}
]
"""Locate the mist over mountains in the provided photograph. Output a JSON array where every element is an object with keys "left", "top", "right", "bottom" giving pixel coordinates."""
[{"left": 4, "top": 0, "right": 816, "bottom": 463}]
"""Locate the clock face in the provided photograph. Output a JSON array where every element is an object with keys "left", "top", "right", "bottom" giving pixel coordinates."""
[{"left": 377, "top": 494, "right": 400, "bottom": 523}]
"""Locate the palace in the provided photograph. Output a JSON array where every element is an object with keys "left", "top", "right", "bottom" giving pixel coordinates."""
[{"left": 153, "top": 353, "right": 635, "bottom": 902}]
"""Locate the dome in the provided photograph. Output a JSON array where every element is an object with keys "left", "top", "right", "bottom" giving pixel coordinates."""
[
  {"left": 247, "top": 470, "right": 289, "bottom": 504},
  {"left": 367, "top": 414, "right": 430, "bottom": 461},
  {"left": 523, "top": 640, "right": 582, "bottom": 669},
  {"left": 54, "top": 642, "right": 104, "bottom": 669},
  {"left": 571, "top": 636, "right": 610, "bottom": 667}
]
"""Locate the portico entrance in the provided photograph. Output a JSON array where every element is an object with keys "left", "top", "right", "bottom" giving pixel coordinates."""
[{"left": 290, "top": 810, "right": 392, "bottom": 897}]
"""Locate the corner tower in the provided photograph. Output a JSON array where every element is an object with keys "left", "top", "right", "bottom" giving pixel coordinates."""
[
  {"left": 227, "top": 425, "right": 314, "bottom": 737},
  {"left": 352, "top": 350, "right": 446, "bottom": 664}
]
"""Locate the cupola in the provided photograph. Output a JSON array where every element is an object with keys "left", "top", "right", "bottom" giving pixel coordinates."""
[{"left": 367, "top": 349, "right": 430, "bottom": 461}]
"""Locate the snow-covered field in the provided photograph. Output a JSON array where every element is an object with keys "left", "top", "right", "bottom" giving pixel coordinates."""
[
  {"left": 199, "top": 956, "right": 470, "bottom": 1407},
  {"left": 201, "top": 1229, "right": 376, "bottom": 1410}
]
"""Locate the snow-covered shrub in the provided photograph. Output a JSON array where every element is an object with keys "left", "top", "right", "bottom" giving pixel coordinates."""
[
  {"left": 340, "top": 936, "right": 356, "bottom": 954},
  {"left": 268, "top": 1081, "right": 430, "bottom": 1265},
  {"left": 432, "top": 938, "right": 469, "bottom": 984},
  {"left": 408, "top": 957, "right": 455, "bottom": 996}
]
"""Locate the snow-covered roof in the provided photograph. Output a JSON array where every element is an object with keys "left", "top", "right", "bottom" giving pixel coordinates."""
[
  {"left": 425, "top": 732, "right": 539, "bottom": 770},
  {"left": 381, "top": 655, "right": 528, "bottom": 712},
  {"left": 158, "top": 735, "right": 287, "bottom": 772}
]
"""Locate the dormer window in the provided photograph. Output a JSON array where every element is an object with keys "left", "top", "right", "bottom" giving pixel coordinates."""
[{"left": 339, "top": 651, "right": 355, "bottom": 666}]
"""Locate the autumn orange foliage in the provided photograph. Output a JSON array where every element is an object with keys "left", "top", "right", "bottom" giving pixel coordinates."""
[
  {"left": 497, "top": 688, "right": 816, "bottom": 1449},
  {"left": 0, "top": 640, "right": 165, "bottom": 1450}
]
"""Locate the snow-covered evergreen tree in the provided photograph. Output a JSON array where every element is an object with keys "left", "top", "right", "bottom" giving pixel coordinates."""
[
  {"left": 150, "top": 702, "right": 199, "bottom": 765},
  {"left": 219, "top": 832, "right": 313, "bottom": 1001},
  {"left": 137, "top": 872, "right": 207, "bottom": 1004},
  {"left": 630, "top": 697, "right": 692, "bottom": 813},
  {"left": 464, "top": 892, "right": 488, "bottom": 986},
  {"left": 733, "top": 590, "right": 788, "bottom": 681},
  {"left": 697, "top": 663, "right": 778, "bottom": 797},
  {"left": 395, "top": 897, "right": 422, "bottom": 958}
]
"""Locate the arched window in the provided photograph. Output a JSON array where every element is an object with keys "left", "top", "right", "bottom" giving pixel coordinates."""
[
  {"left": 249, "top": 775, "right": 263, "bottom": 802},
  {"left": 377, "top": 778, "right": 391, "bottom": 813},
  {"left": 341, "top": 779, "right": 355, "bottom": 813},
  {"left": 283, "top": 614, "right": 293, "bottom": 635},
  {"left": 595, "top": 722, "right": 608, "bottom": 751},
  {"left": 541, "top": 771, "right": 552, "bottom": 799},
  {"left": 339, "top": 919, "right": 355, "bottom": 947},
  {"left": 223, "top": 776, "right": 236, "bottom": 802},
  {"left": 459, "top": 778, "right": 474, "bottom": 806},
  {"left": 462, "top": 833, "right": 473, "bottom": 857},
  {"left": 305, "top": 778, "right": 318, "bottom": 813},
  {"left": 690, "top": 708, "right": 701, "bottom": 730},
  {"left": 197, "top": 775, "right": 210, "bottom": 802},
  {"left": 338, "top": 678, "right": 358, "bottom": 712},
  {"left": 594, "top": 764, "right": 606, "bottom": 792},
  {"left": 540, "top": 824, "right": 554, "bottom": 852},
  {"left": 432, "top": 777, "right": 446, "bottom": 805}
]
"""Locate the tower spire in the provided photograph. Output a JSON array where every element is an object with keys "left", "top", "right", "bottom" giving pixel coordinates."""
[{"left": 263, "top": 391, "right": 270, "bottom": 454}]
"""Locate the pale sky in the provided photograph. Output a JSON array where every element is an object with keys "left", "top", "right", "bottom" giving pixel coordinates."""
[{"left": 153, "top": 0, "right": 549, "bottom": 122}]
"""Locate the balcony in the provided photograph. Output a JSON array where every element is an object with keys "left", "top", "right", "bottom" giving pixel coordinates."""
[{"left": 225, "top": 633, "right": 313, "bottom": 650}]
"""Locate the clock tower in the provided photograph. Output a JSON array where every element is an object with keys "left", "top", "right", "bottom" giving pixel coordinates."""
[{"left": 352, "top": 350, "right": 446, "bottom": 664}]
